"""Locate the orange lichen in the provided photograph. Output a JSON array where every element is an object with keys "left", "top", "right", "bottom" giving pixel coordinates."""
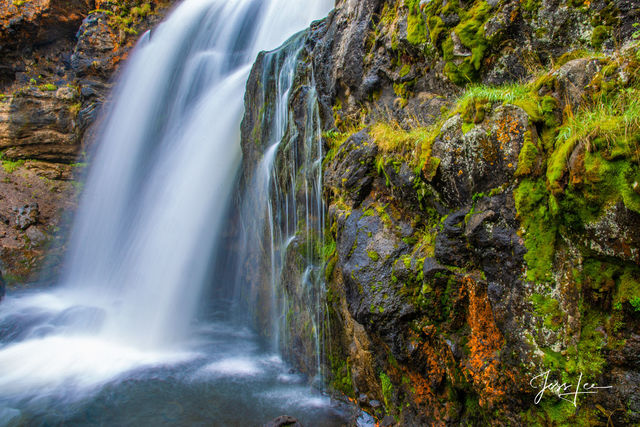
[
  {"left": 462, "top": 276, "right": 507, "bottom": 408},
  {"left": 496, "top": 114, "right": 521, "bottom": 151}
]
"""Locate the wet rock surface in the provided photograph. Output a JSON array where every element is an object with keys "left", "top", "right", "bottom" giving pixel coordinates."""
[
  {"left": 240, "top": 0, "right": 640, "bottom": 424},
  {"left": 263, "top": 415, "right": 302, "bottom": 427}
]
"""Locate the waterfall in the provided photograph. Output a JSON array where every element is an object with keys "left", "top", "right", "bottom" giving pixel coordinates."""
[
  {"left": 0, "top": 0, "right": 335, "bottom": 413},
  {"left": 234, "top": 32, "right": 327, "bottom": 377}
]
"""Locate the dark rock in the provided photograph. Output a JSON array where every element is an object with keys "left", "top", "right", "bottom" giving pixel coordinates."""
[
  {"left": 337, "top": 204, "right": 416, "bottom": 357},
  {"left": 0, "top": 0, "right": 90, "bottom": 53},
  {"left": 380, "top": 415, "right": 397, "bottom": 426},
  {"left": 369, "top": 399, "right": 382, "bottom": 408},
  {"left": 324, "top": 129, "right": 378, "bottom": 207},
  {"left": 263, "top": 415, "right": 302, "bottom": 427},
  {"left": 422, "top": 257, "right": 449, "bottom": 281},
  {"left": 435, "top": 208, "right": 471, "bottom": 267},
  {"left": 431, "top": 105, "right": 529, "bottom": 207},
  {"left": 13, "top": 203, "right": 39, "bottom": 230}
]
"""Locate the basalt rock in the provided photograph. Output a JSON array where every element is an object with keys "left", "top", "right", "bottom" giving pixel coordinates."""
[
  {"left": 244, "top": 0, "right": 640, "bottom": 425},
  {"left": 324, "top": 129, "right": 378, "bottom": 208},
  {"left": 263, "top": 415, "right": 302, "bottom": 427}
]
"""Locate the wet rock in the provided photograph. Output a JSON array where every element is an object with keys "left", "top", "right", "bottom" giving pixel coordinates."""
[
  {"left": 434, "top": 208, "right": 470, "bottom": 267},
  {"left": 25, "top": 226, "right": 47, "bottom": 246},
  {"left": 582, "top": 202, "right": 640, "bottom": 264},
  {"left": 324, "top": 129, "right": 377, "bottom": 207},
  {"left": 422, "top": 257, "right": 449, "bottom": 281},
  {"left": 13, "top": 203, "right": 39, "bottom": 230},
  {"left": 431, "top": 105, "right": 529, "bottom": 207},
  {"left": 336, "top": 205, "right": 416, "bottom": 356},
  {"left": 263, "top": 415, "right": 302, "bottom": 427}
]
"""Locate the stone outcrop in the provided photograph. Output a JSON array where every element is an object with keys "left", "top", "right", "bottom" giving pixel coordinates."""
[
  {"left": 0, "top": 86, "right": 79, "bottom": 162},
  {"left": 241, "top": 0, "right": 640, "bottom": 424},
  {"left": 0, "top": 1, "right": 176, "bottom": 283}
]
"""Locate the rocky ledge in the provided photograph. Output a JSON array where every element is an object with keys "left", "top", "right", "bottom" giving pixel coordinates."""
[
  {"left": 241, "top": 0, "right": 640, "bottom": 424},
  {"left": 0, "top": 0, "right": 176, "bottom": 284}
]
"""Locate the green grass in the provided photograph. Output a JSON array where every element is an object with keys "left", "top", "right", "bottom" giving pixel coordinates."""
[
  {"left": 380, "top": 372, "right": 393, "bottom": 408},
  {"left": 0, "top": 152, "right": 25, "bottom": 174},
  {"left": 548, "top": 88, "right": 640, "bottom": 193},
  {"left": 38, "top": 83, "right": 57, "bottom": 92},
  {"left": 457, "top": 83, "right": 531, "bottom": 105}
]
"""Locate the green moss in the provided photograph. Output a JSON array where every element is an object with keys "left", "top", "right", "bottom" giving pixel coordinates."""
[
  {"left": 521, "top": 0, "right": 541, "bottom": 13},
  {"left": 615, "top": 266, "right": 640, "bottom": 308},
  {"left": 555, "top": 49, "right": 593, "bottom": 68},
  {"left": 0, "top": 152, "right": 25, "bottom": 174},
  {"left": 380, "top": 372, "right": 393, "bottom": 408},
  {"left": 399, "top": 63, "right": 411, "bottom": 78},
  {"left": 514, "top": 179, "right": 557, "bottom": 283},
  {"left": 38, "top": 84, "right": 57, "bottom": 92},
  {"left": 591, "top": 25, "right": 611, "bottom": 49},
  {"left": 330, "top": 354, "right": 354, "bottom": 397},
  {"left": 531, "top": 294, "right": 562, "bottom": 331},
  {"left": 427, "top": 15, "right": 446, "bottom": 45},
  {"left": 443, "top": 1, "right": 492, "bottom": 85},
  {"left": 367, "top": 250, "right": 380, "bottom": 262},
  {"left": 405, "top": 0, "right": 429, "bottom": 45},
  {"left": 515, "top": 132, "right": 540, "bottom": 177}
]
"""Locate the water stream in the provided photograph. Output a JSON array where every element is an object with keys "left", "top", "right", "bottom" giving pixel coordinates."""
[{"left": 0, "top": 0, "right": 350, "bottom": 424}]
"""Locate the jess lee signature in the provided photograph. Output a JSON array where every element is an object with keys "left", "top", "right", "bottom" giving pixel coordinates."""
[{"left": 530, "top": 370, "right": 612, "bottom": 407}]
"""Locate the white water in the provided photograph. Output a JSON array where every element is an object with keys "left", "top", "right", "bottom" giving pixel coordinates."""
[
  {"left": 233, "top": 28, "right": 327, "bottom": 379},
  {"left": 0, "top": 0, "right": 333, "bottom": 407}
]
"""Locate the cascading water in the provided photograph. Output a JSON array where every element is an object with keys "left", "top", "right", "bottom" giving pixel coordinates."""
[
  {"left": 0, "top": 0, "right": 349, "bottom": 424},
  {"left": 234, "top": 32, "right": 327, "bottom": 380}
]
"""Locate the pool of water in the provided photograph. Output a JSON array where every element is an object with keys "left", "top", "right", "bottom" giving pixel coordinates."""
[{"left": 0, "top": 291, "right": 356, "bottom": 426}]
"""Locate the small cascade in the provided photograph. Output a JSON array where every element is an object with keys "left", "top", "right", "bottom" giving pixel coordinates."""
[{"left": 236, "top": 34, "right": 328, "bottom": 377}]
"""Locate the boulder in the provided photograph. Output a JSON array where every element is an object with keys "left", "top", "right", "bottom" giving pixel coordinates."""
[
  {"left": 324, "top": 129, "right": 378, "bottom": 207},
  {"left": 263, "top": 415, "right": 302, "bottom": 427},
  {"left": 13, "top": 203, "right": 39, "bottom": 230}
]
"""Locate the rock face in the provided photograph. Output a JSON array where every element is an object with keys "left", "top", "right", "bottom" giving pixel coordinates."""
[
  {"left": 0, "top": 87, "right": 79, "bottom": 162},
  {"left": 241, "top": 0, "right": 640, "bottom": 425},
  {"left": 0, "top": 1, "right": 176, "bottom": 284}
]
